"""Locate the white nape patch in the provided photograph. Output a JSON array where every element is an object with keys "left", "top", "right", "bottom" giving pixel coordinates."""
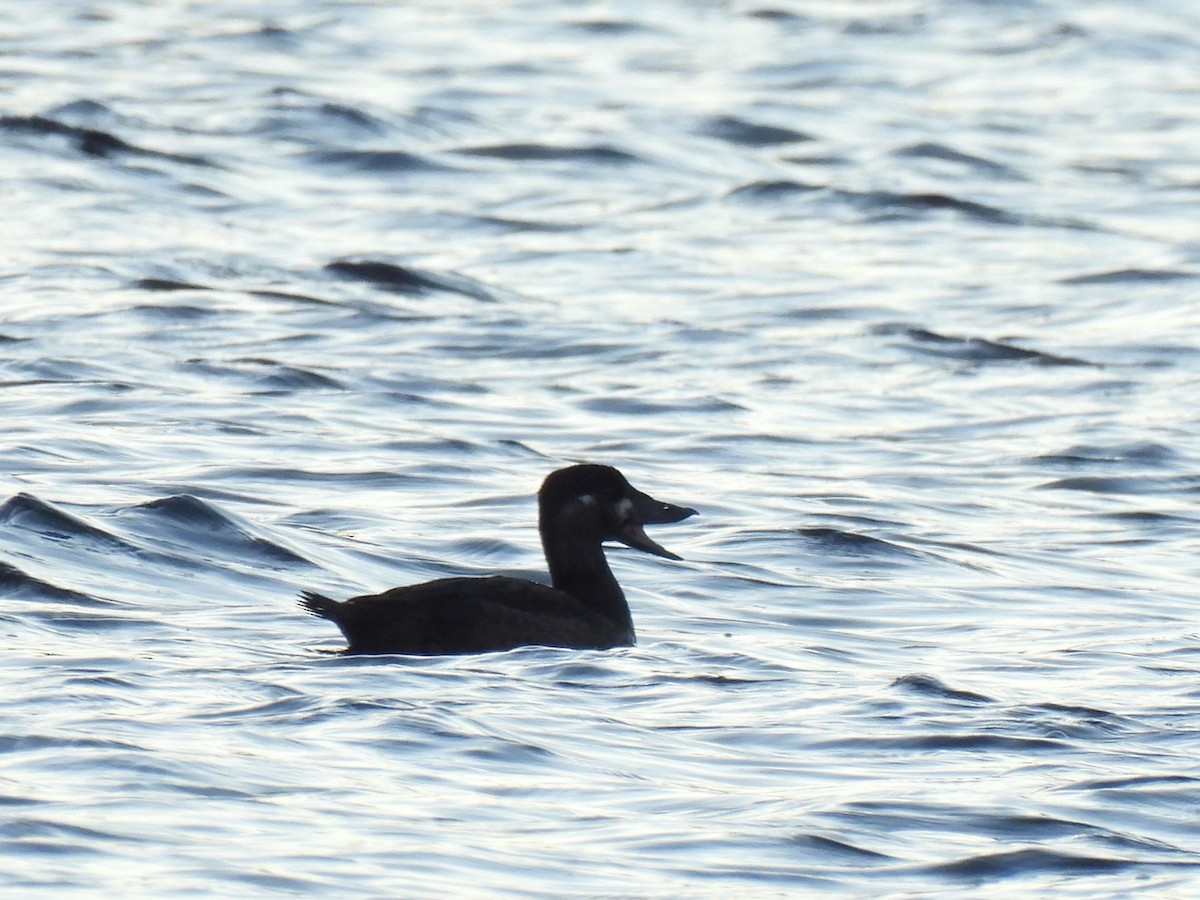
[{"left": 578, "top": 494, "right": 597, "bottom": 506}]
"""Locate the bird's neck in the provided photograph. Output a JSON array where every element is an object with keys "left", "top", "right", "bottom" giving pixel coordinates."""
[{"left": 543, "top": 530, "right": 634, "bottom": 638}]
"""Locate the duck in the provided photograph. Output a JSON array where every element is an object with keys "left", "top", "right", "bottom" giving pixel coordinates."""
[{"left": 299, "top": 464, "right": 697, "bottom": 655}]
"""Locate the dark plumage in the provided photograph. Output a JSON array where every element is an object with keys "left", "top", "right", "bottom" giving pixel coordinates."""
[{"left": 299, "top": 464, "right": 697, "bottom": 655}]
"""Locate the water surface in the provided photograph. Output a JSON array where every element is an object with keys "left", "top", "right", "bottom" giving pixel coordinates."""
[{"left": 2, "top": 0, "right": 1200, "bottom": 894}]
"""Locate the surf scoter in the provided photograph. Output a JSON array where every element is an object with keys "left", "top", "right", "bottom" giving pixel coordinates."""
[{"left": 299, "top": 464, "right": 697, "bottom": 655}]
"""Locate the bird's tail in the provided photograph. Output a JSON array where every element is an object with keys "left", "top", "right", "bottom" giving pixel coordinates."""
[{"left": 299, "top": 590, "right": 341, "bottom": 620}]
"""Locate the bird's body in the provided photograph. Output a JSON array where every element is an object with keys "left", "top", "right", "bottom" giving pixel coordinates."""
[{"left": 299, "top": 464, "right": 696, "bottom": 655}]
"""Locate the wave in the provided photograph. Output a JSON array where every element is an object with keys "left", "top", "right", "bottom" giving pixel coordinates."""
[
  {"left": 300, "top": 148, "right": 451, "bottom": 173},
  {"left": 892, "top": 674, "right": 994, "bottom": 704},
  {"left": 892, "top": 141, "right": 1025, "bottom": 179},
  {"left": 0, "top": 559, "right": 100, "bottom": 605},
  {"left": 1034, "top": 441, "right": 1179, "bottom": 467},
  {"left": 454, "top": 142, "right": 641, "bottom": 165},
  {"left": 126, "top": 495, "right": 311, "bottom": 567},
  {"left": 724, "top": 178, "right": 1085, "bottom": 228},
  {"left": 726, "top": 179, "right": 822, "bottom": 200},
  {"left": 0, "top": 114, "right": 213, "bottom": 167},
  {"left": 0, "top": 494, "right": 140, "bottom": 552},
  {"left": 326, "top": 259, "right": 496, "bottom": 301},
  {"left": 925, "top": 846, "right": 1139, "bottom": 878},
  {"left": 879, "top": 325, "right": 1093, "bottom": 367},
  {"left": 1039, "top": 475, "right": 1197, "bottom": 495},
  {"left": 1059, "top": 268, "right": 1199, "bottom": 285},
  {"left": 701, "top": 114, "right": 815, "bottom": 146},
  {"left": 798, "top": 527, "right": 915, "bottom": 559}
]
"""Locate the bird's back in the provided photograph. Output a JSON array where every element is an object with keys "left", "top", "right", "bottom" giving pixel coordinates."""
[{"left": 301, "top": 575, "right": 632, "bottom": 655}]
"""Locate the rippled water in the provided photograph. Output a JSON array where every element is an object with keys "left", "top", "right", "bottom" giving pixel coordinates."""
[{"left": 3, "top": 0, "right": 1200, "bottom": 894}]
